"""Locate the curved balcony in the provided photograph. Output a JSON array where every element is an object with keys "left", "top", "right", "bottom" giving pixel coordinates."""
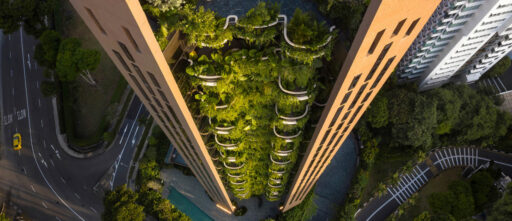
[
  {"left": 236, "top": 191, "right": 249, "bottom": 198},
  {"left": 227, "top": 172, "right": 244, "bottom": 178},
  {"left": 269, "top": 177, "right": 282, "bottom": 184},
  {"left": 275, "top": 104, "right": 309, "bottom": 125},
  {"left": 278, "top": 75, "right": 309, "bottom": 101},
  {"left": 273, "top": 149, "right": 293, "bottom": 157},
  {"left": 270, "top": 168, "right": 286, "bottom": 175},
  {"left": 209, "top": 149, "right": 220, "bottom": 161},
  {"left": 214, "top": 134, "right": 239, "bottom": 150},
  {"left": 230, "top": 179, "right": 247, "bottom": 185},
  {"left": 234, "top": 188, "right": 245, "bottom": 192},
  {"left": 268, "top": 181, "right": 282, "bottom": 188},
  {"left": 223, "top": 161, "right": 245, "bottom": 170},
  {"left": 273, "top": 125, "right": 301, "bottom": 142},
  {"left": 270, "top": 154, "right": 291, "bottom": 165}
]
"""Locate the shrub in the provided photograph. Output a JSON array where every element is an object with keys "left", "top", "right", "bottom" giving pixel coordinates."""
[{"left": 234, "top": 206, "right": 247, "bottom": 216}]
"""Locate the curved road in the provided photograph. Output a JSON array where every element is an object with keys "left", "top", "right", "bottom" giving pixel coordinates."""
[
  {"left": 0, "top": 28, "right": 148, "bottom": 220},
  {"left": 356, "top": 147, "right": 512, "bottom": 221}
]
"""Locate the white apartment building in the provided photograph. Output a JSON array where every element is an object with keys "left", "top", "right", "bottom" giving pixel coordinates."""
[{"left": 397, "top": 0, "right": 512, "bottom": 91}]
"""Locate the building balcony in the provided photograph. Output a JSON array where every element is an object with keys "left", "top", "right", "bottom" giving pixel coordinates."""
[
  {"left": 223, "top": 161, "right": 245, "bottom": 170},
  {"left": 273, "top": 125, "right": 301, "bottom": 142},
  {"left": 214, "top": 134, "right": 239, "bottom": 150},
  {"left": 275, "top": 103, "right": 309, "bottom": 125},
  {"left": 278, "top": 75, "right": 309, "bottom": 101},
  {"left": 270, "top": 154, "right": 292, "bottom": 166}
]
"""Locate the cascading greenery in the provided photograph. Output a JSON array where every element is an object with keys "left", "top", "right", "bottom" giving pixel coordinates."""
[{"left": 152, "top": 1, "right": 335, "bottom": 200}]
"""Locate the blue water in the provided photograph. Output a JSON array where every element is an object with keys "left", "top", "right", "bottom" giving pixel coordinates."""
[
  {"left": 310, "top": 133, "right": 358, "bottom": 221},
  {"left": 198, "top": 0, "right": 331, "bottom": 25},
  {"left": 168, "top": 187, "right": 213, "bottom": 221}
]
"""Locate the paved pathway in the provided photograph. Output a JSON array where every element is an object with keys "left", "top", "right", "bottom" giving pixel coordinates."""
[{"left": 355, "top": 147, "right": 512, "bottom": 221}]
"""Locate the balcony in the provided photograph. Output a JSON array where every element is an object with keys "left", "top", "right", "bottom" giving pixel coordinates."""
[
  {"left": 223, "top": 161, "right": 245, "bottom": 170},
  {"left": 214, "top": 134, "right": 239, "bottom": 150},
  {"left": 270, "top": 154, "right": 292, "bottom": 166},
  {"left": 273, "top": 125, "right": 301, "bottom": 142},
  {"left": 275, "top": 104, "right": 309, "bottom": 125},
  {"left": 278, "top": 75, "right": 309, "bottom": 101}
]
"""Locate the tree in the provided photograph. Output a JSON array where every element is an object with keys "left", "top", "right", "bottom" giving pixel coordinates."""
[
  {"left": 76, "top": 48, "right": 100, "bottom": 85},
  {"left": 488, "top": 184, "right": 512, "bottom": 221},
  {"left": 470, "top": 171, "right": 499, "bottom": 210},
  {"left": 0, "top": 213, "right": 9, "bottom": 221},
  {"left": 35, "top": 30, "right": 61, "bottom": 69},
  {"left": 427, "top": 88, "right": 461, "bottom": 135},
  {"left": 146, "top": 0, "right": 184, "bottom": 11},
  {"left": 413, "top": 211, "right": 431, "bottom": 221},
  {"left": 365, "top": 95, "right": 388, "bottom": 128},
  {"left": 428, "top": 191, "right": 455, "bottom": 216},
  {"left": 279, "top": 191, "right": 317, "bottom": 221},
  {"left": 0, "top": 0, "right": 56, "bottom": 36},
  {"left": 483, "top": 57, "right": 511, "bottom": 78},
  {"left": 55, "top": 38, "right": 100, "bottom": 85},
  {"left": 103, "top": 185, "right": 145, "bottom": 221},
  {"left": 447, "top": 180, "right": 474, "bottom": 219}
]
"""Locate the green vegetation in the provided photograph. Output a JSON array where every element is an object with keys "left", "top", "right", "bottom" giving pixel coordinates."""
[
  {"left": 313, "top": 0, "right": 370, "bottom": 40},
  {"left": 278, "top": 191, "right": 317, "bottom": 221},
  {"left": 142, "top": 1, "right": 336, "bottom": 201},
  {"left": 0, "top": 0, "right": 57, "bottom": 36},
  {"left": 103, "top": 185, "right": 145, "bottom": 221},
  {"left": 482, "top": 56, "right": 511, "bottom": 79},
  {"left": 103, "top": 126, "right": 190, "bottom": 221},
  {"left": 488, "top": 184, "right": 512, "bottom": 221}
]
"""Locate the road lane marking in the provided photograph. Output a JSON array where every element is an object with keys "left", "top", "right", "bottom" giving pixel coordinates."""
[
  {"left": 74, "top": 193, "right": 80, "bottom": 199},
  {"left": 41, "top": 119, "right": 44, "bottom": 128},
  {"left": 38, "top": 99, "right": 41, "bottom": 107},
  {"left": 10, "top": 69, "right": 13, "bottom": 77},
  {"left": 11, "top": 88, "right": 14, "bottom": 95},
  {"left": 27, "top": 53, "right": 31, "bottom": 70},
  {"left": 31, "top": 185, "right": 36, "bottom": 192},
  {"left": 111, "top": 104, "right": 143, "bottom": 189},
  {"left": 20, "top": 28, "right": 85, "bottom": 221},
  {"left": 119, "top": 125, "right": 128, "bottom": 144},
  {"left": 132, "top": 126, "right": 139, "bottom": 144},
  {"left": 50, "top": 144, "right": 61, "bottom": 159},
  {"left": 36, "top": 81, "right": 39, "bottom": 88},
  {"left": 42, "top": 201, "right": 48, "bottom": 209},
  {"left": 90, "top": 207, "right": 97, "bottom": 214},
  {"left": 60, "top": 177, "right": 66, "bottom": 184},
  {"left": 22, "top": 167, "right": 27, "bottom": 174},
  {"left": 55, "top": 217, "right": 62, "bottom": 221},
  {"left": 49, "top": 159, "right": 54, "bottom": 167}
]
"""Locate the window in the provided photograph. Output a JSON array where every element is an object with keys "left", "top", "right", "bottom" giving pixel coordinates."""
[
  {"left": 147, "top": 71, "right": 161, "bottom": 88},
  {"left": 85, "top": 7, "right": 106, "bottom": 35},
  {"left": 320, "top": 129, "right": 331, "bottom": 145},
  {"left": 340, "top": 91, "right": 352, "bottom": 106},
  {"left": 113, "top": 50, "right": 130, "bottom": 72},
  {"left": 371, "top": 56, "right": 396, "bottom": 89},
  {"left": 122, "top": 26, "right": 140, "bottom": 53},
  {"left": 366, "top": 43, "right": 393, "bottom": 81},
  {"left": 368, "top": 30, "right": 385, "bottom": 54},
  {"left": 393, "top": 19, "right": 407, "bottom": 35},
  {"left": 118, "top": 41, "right": 134, "bottom": 62},
  {"left": 128, "top": 74, "right": 149, "bottom": 101},
  {"left": 329, "top": 107, "right": 343, "bottom": 128},
  {"left": 132, "top": 63, "right": 155, "bottom": 96},
  {"left": 349, "top": 74, "right": 361, "bottom": 90},
  {"left": 406, "top": 18, "right": 420, "bottom": 36},
  {"left": 362, "top": 92, "right": 372, "bottom": 103},
  {"left": 349, "top": 83, "right": 367, "bottom": 109}
]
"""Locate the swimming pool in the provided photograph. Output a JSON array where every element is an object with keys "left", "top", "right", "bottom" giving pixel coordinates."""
[{"left": 167, "top": 187, "right": 213, "bottom": 221}]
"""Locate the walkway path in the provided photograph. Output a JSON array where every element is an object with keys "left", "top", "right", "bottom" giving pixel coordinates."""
[{"left": 355, "top": 147, "right": 512, "bottom": 221}]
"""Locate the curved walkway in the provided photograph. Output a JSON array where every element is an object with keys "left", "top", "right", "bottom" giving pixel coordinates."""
[{"left": 355, "top": 147, "right": 512, "bottom": 221}]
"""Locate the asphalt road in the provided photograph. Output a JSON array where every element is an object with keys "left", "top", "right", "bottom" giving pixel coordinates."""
[
  {"left": 356, "top": 147, "right": 512, "bottom": 221},
  {"left": 0, "top": 28, "right": 149, "bottom": 220}
]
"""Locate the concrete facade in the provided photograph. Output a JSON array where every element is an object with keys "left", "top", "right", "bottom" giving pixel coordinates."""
[
  {"left": 282, "top": 0, "right": 441, "bottom": 211},
  {"left": 398, "top": 0, "right": 512, "bottom": 91},
  {"left": 67, "top": 0, "right": 234, "bottom": 212}
]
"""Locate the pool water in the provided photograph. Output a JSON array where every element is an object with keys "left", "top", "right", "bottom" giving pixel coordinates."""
[{"left": 168, "top": 187, "right": 213, "bottom": 221}]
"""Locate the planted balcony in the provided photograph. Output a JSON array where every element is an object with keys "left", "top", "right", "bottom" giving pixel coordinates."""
[
  {"left": 282, "top": 9, "right": 336, "bottom": 64},
  {"left": 178, "top": 5, "right": 232, "bottom": 48},
  {"left": 234, "top": 2, "right": 280, "bottom": 46},
  {"left": 186, "top": 54, "right": 224, "bottom": 87}
]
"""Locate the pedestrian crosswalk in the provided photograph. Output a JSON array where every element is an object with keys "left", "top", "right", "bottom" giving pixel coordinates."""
[{"left": 387, "top": 166, "right": 429, "bottom": 204}]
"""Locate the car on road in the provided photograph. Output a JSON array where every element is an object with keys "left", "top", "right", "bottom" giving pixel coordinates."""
[{"left": 13, "top": 133, "right": 22, "bottom": 150}]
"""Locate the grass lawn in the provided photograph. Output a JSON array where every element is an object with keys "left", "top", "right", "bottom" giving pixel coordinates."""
[
  {"left": 56, "top": 0, "right": 124, "bottom": 145},
  {"left": 360, "top": 147, "right": 411, "bottom": 203},
  {"left": 398, "top": 168, "right": 464, "bottom": 221}
]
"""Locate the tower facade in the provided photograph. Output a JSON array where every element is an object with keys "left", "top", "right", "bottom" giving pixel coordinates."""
[
  {"left": 282, "top": 0, "right": 441, "bottom": 211},
  {"left": 69, "top": 0, "right": 440, "bottom": 213},
  {"left": 397, "top": 0, "right": 512, "bottom": 91},
  {"left": 68, "top": 0, "right": 235, "bottom": 212}
]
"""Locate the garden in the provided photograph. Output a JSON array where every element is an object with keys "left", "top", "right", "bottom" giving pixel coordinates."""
[{"left": 143, "top": 1, "right": 337, "bottom": 201}]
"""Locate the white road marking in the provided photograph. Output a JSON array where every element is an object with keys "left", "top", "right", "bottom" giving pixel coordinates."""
[
  {"left": 111, "top": 105, "right": 143, "bottom": 189},
  {"left": 131, "top": 126, "right": 139, "bottom": 144},
  {"left": 50, "top": 144, "right": 61, "bottom": 159},
  {"left": 74, "top": 193, "right": 80, "bottom": 199},
  {"left": 38, "top": 98, "right": 41, "bottom": 107},
  {"left": 60, "top": 177, "right": 66, "bottom": 184},
  {"left": 20, "top": 28, "right": 85, "bottom": 221},
  {"left": 55, "top": 217, "right": 62, "bottom": 221},
  {"left": 8, "top": 35, "right": 10, "bottom": 40},
  {"left": 41, "top": 119, "right": 44, "bottom": 128},
  {"left": 31, "top": 185, "right": 36, "bottom": 192},
  {"left": 49, "top": 159, "right": 54, "bottom": 167},
  {"left": 10, "top": 69, "right": 13, "bottom": 77},
  {"left": 42, "top": 201, "right": 48, "bottom": 209},
  {"left": 22, "top": 167, "right": 27, "bottom": 175},
  {"left": 27, "top": 53, "right": 31, "bottom": 70},
  {"left": 89, "top": 207, "right": 98, "bottom": 214},
  {"left": 16, "top": 109, "right": 26, "bottom": 120},
  {"left": 119, "top": 125, "right": 128, "bottom": 144},
  {"left": 11, "top": 88, "right": 14, "bottom": 95},
  {"left": 36, "top": 81, "right": 39, "bottom": 88}
]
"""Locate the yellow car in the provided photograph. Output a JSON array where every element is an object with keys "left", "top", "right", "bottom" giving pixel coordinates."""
[{"left": 13, "top": 133, "right": 22, "bottom": 150}]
